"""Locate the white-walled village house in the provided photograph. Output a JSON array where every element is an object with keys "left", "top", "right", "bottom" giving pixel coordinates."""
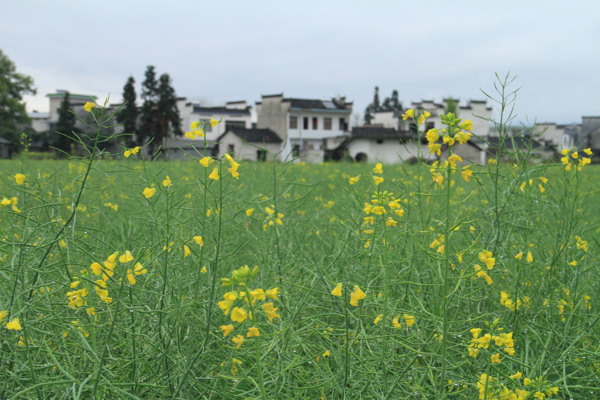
[{"left": 255, "top": 94, "right": 353, "bottom": 163}]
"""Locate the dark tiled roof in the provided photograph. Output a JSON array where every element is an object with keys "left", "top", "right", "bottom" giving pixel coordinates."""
[
  {"left": 192, "top": 105, "right": 251, "bottom": 115},
  {"left": 286, "top": 98, "right": 350, "bottom": 111},
  {"left": 351, "top": 127, "right": 405, "bottom": 139},
  {"left": 223, "top": 128, "right": 282, "bottom": 143}
]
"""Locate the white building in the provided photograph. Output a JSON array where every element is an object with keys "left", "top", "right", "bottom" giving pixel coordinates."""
[
  {"left": 346, "top": 127, "right": 433, "bottom": 164},
  {"left": 169, "top": 100, "right": 253, "bottom": 158},
  {"left": 533, "top": 122, "right": 575, "bottom": 151},
  {"left": 217, "top": 127, "right": 282, "bottom": 161},
  {"left": 28, "top": 90, "right": 97, "bottom": 133},
  {"left": 255, "top": 94, "right": 353, "bottom": 162}
]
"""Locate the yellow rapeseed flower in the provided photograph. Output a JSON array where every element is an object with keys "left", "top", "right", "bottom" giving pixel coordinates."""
[
  {"left": 208, "top": 168, "right": 220, "bottom": 180},
  {"left": 14, "top": 173, "right": 26, "bottom": 185},
  {"left": 401, "top": 109, "right": 415, "bottom": 120},
  {"left": 510, "top": 371, "right": 522, "bottom": 380},
  {"left": 331, "top": 283, "right": 343, "bottom": 297},
  {"left": 210, "top": 118, "right": 220, "bottom": 127},
  {"left": 199, "top": 156, "right": 213, "bottom": 167},
  {"left": 526, "top": 251, "right": 533, "bottom": 263},
  {"left": 162, "top": 176, "right": 172, "bottom": 187},
  {"left": 373, "top": 163, "right": 383, "bottom": 174},
  {"left": 349, "top": 175, "right": 360, "bottom": 185},
  {"left": 246, "top": 327, "right": 260, "bottom": 337},
  {"left": 262, "top": 302, "right": 281, "bottom": 322},
  {"left": 220, "top": 324, "right": 234, "bottom": 337},
  {"left": 265, "top": 287, "right": 279, "bottom": 301},
  {"left": 461, "top": 168, "right": 473, "bottom": 182},
  {"left": 6, "top": 318, "right": 22, "bottom": 330},
  {"left": 193, "top": 236, "right": 204, "bottom": 247},
  {"left": 119, "top": 250, "right": 134, "bottom": 263},
  {"left": 402, "top": 314, "right": 415, "bottom": 326},
  {"left": 83, "top": 102, "right": 96, "bottom": 112},
  {"left": 232, "top": 334, "right": 245, "bottom": 348},
  {"left": 230, "top": 307, "right": 248, "bottom": 323},
  {"left": 349, "top": 285, "right": 367, "bottom": 306},
  {"left": 143, "top": 187, "right": 156, "bottom": 198}
]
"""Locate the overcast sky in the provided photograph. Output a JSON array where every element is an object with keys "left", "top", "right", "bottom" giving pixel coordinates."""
[{"left": 2, "top": 1, "right": 599, "bottom": 125}]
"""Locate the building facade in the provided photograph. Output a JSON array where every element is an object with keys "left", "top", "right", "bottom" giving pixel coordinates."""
[{"left": 256, "top": 94, "right": 352, "bottom": 162}]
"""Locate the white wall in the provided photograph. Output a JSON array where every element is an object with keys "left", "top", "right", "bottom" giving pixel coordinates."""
[
  {"left": 371, "top": 111, "right": 397, "bottom": 128},
  {"left": 218, "top": 132, "right": 280, "bottom": 161},
  {"left": 287, "top": 110, "right": 350, "bottom": 140},
  {"left": 348, "top": 139, "right": 436, "bottom": 164}
]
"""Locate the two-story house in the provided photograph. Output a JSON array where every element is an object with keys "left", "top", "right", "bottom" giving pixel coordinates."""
[{"left": 255, "top": 94, "right": 353, "bottom": 162}]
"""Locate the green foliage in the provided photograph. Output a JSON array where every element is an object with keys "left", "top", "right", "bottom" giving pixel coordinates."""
[
  {"left": 139, "top": 66, "right": 181, "bottom": 155},
  {"left": 116, "top": 76, "right": 138, "bottom": 147},
  {"left": 445, "top": 97, "right": 459, "bottom": 115},
  {"left": 0, "top": 49, "right": 36, "bottom": 149},
  {"left": 364, "top": 86, "right": 403, "bottom": 125},
  {"left": 1, "top": 83, "right": 599, "bottom": 399}
]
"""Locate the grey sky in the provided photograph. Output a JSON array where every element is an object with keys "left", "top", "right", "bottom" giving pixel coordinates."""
[{"left": 2, "top": 1, "right": 599, "bottom": 125}]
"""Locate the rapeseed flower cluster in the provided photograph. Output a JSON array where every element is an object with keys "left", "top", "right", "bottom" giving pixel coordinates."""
[
  {"left": 71, "top": 250, "right": 148, "bottom": 308},
  {"left": 1, "top": 311, "right": 22, "bottom": 331},
  {"left": 219, "top": 265, "right": 280, "bottom": 348},
  {"left": 467, "top": 320, "right": 515, "bottom": 360},
  {"left": 478, "top": 372, "right": 559, "bottom": 400},
  {"left": 560, "top": 148, "right": 593, "bottom": 171},
  {"left": 184, "top": 118, "right": 219, "bottom": 139},
  {"left": 500, "top": 291, "right": 530, "bottom": 311},
  {"left": 361, "top": 186, "right": 405, "bottom": 247},
  {"left": 262, "top": 205, "right": 284, "bottom": 230},
  {"left": 123, "top": 146, "right": 141, "bottom": 158},
  {"left": 0, "top": 196, "right": 20, "bottom": 213},
  {"left": 423, "top": 112, "right": 472, "bottom": 156},
  {"left": 331, "top": 283, "right": 367, "bottom": 307},
  {"left": 575, "top": 235, "right": 588, "bottom": 252},
  {"left": 473, "top": 250, "right": 495, "bottom": 285}
]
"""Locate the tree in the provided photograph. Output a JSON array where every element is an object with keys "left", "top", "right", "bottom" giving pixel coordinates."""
[
  {"left": 53, "top": 92, "right": 77, "bottom": 155},
  {"left": 157, "top": 73, "right": 182, "bottom": 145},
  {"left": 364, "top": 87, "right": 403, "bottom": 125},
  {"left": 138, "top": 66, "right": 182, "bottom": 155},
  {"left": 444, "top": 98, "right": 459, "bottom": 115},
  {"left": 117, "top": 76, "right": 138, "bottom": 147},
  {"left": 0, "top": 49, "right": 36, "bottom": 149},
  {"left": 139, "top": 66, "right": 159, "bottom": 153}
]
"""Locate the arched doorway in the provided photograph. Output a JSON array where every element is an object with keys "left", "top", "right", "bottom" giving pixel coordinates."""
[{"left": 355, "top": 152, "right": 368, "bottom": 162}]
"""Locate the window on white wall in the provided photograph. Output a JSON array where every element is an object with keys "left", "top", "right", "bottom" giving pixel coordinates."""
[
  {"left": 324, "top": 117, "right": 332, "bottom": 130},
  {"left": 312, "top": 117, "right": 318, "bottom": 130},
  {"left": 290, "top": 116, "right": 298, "bottom": 129}
]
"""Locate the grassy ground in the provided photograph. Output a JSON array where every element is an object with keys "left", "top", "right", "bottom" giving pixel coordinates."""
[{"left": 0, "top": 151, "right": 598, "bottom": 399}]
